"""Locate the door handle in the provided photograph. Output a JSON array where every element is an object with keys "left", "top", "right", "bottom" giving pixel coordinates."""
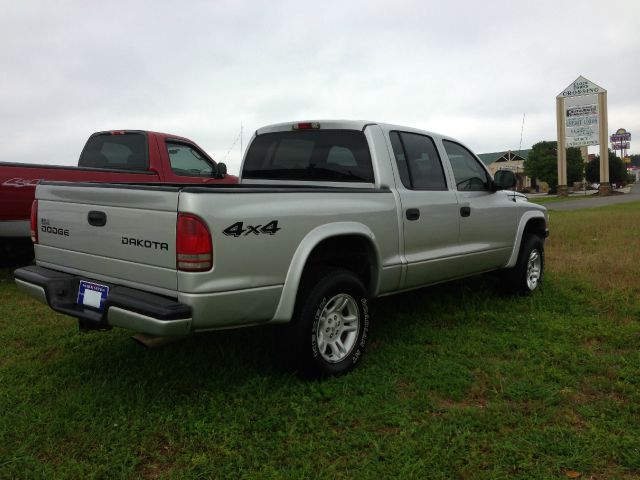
[
  {"left": 406, "top": 208, "right": 420, "bottom": 221},
  {"left": 88, "top": 211, "right": 107, "bottom": 227},
  {"left": 460, "top": 206, "right": 471, "bottom": 217}
]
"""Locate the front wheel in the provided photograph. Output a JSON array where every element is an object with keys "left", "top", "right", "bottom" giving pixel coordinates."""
[
  {"left": 501, "top": 234, "right": 545, "bottom": 294},
  {"left": 282, "top": 268, "right": 370, "bottom": 378}
]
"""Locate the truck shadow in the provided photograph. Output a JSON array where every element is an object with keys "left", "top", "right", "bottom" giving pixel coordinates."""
[
  {"left": 49, "top": 274, "right": 513, "bottom": 396},
  {"left": 0, "top": 239, "right": 34, "bottom": 268}
]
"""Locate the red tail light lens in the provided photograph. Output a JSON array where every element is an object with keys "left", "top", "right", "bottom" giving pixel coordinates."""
[
  {"left": 176, "top": 213, "right": 212, "bottom": 272},
  {"left": 292, "top": 122, "right": 320, "bottom": 130},
  {"left": 30, "top": 200, "right": 38, "bottom": 244}
]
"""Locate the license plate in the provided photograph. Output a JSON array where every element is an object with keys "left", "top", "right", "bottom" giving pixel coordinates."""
[{"left": 77, "top": 281, "right": 110, "bottom": 311}]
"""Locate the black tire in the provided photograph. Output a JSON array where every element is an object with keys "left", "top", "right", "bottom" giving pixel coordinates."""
[
  {"left": 281, "top": 268, "right": 370, "bottom": 378},
  {"left": 501, "top": 234, "right": 544, "bottom": 295}
]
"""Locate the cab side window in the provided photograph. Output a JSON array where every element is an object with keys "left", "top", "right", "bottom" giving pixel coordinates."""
[
  {"left": 443, "top": 140, "right": 490, "bottom": 191},
  {"left": 167, "top": 142, "right": 215, "bottom": 177},
  {"left": 389, "top": 131, "right": 447, "bottom": 190}
]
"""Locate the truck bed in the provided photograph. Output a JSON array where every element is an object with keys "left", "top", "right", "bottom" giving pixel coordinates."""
[{"left": 31, "top": 180, "right": 401, "bottom": 330}]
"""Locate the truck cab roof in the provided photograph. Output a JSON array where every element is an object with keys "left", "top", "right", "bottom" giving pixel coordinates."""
[{"left": 254, "top": 120, "right": 461, "bottom": 145}]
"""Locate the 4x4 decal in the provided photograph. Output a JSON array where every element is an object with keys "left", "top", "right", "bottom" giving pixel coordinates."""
[
  {"left": 223, "top": 220, "right": 281, "bottom": 237},
  {"left": 2, "top": 178, "right": 42, "bottom": 187}
]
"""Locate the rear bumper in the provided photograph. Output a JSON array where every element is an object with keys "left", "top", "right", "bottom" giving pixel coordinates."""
[{"left": 14, "top": 265, "right": 192, "bottom": 337}]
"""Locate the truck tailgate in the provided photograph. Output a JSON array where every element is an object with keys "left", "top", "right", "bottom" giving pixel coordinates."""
[{"left": 35, "top": 183, "right": 180, "bottom": 293}]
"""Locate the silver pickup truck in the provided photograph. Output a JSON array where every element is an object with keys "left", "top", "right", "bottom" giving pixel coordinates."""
[{"left": 15, "top": 120, "right": 548, "bottom": 377}]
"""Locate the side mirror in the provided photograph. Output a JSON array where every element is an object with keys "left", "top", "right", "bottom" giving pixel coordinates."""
[
  {"left": 216, "top": 162, "right": 227, "bottom": 178},
  {"left": 493, "top": 170, "right": 516, "bottom": 191}
]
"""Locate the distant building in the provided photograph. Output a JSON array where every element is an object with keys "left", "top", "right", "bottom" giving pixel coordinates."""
[{"left": 477, "top": 149, "right": 547, "bottom": 192}]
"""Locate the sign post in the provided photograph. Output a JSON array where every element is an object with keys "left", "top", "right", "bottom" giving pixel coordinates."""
[
  {"left": 556, "top": 97, "right": 567, "bottom": 194},
  {"left": 598, "top": 90, "right": 610, "bottom": 194},
  {"left": 556, "top": 76, "right": 610, "bottom": 196}
]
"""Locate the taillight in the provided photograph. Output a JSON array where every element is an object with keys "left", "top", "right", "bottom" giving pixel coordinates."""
[
  {"left": 176, "top": 213, "right": 212, "bottom": 272},
  {"left": 30, "top": 200, "right": 38, "bottom": 244}
]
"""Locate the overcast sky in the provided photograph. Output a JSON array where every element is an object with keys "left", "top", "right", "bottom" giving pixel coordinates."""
[{"left": 1, "top": 0, "right": 638, "bottom": 173}]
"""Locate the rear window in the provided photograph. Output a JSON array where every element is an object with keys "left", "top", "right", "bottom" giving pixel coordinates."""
[
  {"left": 242, "top": 130, "right": 374, "bottom": 182},
  {"left": 79, "top": 133, "right": 148, "bottom": 170}
]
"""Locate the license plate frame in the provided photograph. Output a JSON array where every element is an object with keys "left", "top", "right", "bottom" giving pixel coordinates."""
[{"left": 77, "top": 280, "right": 110, "bottom": 311}]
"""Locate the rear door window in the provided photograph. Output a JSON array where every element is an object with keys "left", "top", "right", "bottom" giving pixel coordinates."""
[
  {"left": 389, "top": 131, "right": 447, "bottom": 190},
  {"left": 79, "top": 133, "right": 148, "bottom": 170},
  {"left": 242, "top": 130, "right": 374, "bottom": 182}
]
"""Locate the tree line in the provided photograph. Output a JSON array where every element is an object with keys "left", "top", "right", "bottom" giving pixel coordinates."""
[{"left": 523, "top": 141, "right": 632, "bottom": 190}]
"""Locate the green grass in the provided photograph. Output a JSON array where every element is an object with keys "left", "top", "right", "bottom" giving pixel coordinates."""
[
  {"left": 1, "top": 203, "right": 640, "bottom": 479},
  {"left": 529, "top": 193, "right": 597, "bottom": 205}
]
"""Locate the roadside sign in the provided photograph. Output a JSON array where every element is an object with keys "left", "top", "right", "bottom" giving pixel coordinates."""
[
  {"left": 556, "top": 75, "right": 609, "bottom": 195},
  {"left": 610, "top": 128, "right": 631, "bottom": 143},
  {"left": 610, "top": 128, "right": 631, "bottom": 154},
  {"left": 564, "top": 98, "right": 599, "bottom": 147},
  {"left": 557, "top": 75, "right": 606, "bottom": 98},
  {"left": 612, "top": 142, "right": 630, "bottom": 150},
  {"left": 611, "top": 134, "right": 631, "bottom": 142}
]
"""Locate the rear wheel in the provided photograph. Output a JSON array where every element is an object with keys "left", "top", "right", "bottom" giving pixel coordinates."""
[
  {"left": 502, "top": 234, "right": 544, "bottom": 294},
  {"left": 281, "top": 268, "right": 370, "bottom": 378}
]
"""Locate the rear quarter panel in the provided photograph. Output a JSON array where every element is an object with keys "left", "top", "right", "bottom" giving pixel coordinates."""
[{"left": 177, "top": 189, "right": 402, "bottom": 297}]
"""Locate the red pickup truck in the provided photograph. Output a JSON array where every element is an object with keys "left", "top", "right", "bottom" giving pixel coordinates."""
[{"left": 0, "top": 130, "right": 237, "bottom": 264}]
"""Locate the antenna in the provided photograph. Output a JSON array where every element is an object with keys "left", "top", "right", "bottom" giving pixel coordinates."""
[
  {"left": 518, "top": 113, "right": 526, "bottom": 153},
  {"left": 240, "top": 121, "right": 243, "bottom": 158},
  {"left": 222, "top": 127, "right": 242, "bottom": 163}
]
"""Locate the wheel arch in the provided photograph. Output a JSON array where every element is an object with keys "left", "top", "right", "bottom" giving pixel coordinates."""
[
  {"left": 505, "top": 212, "right": 547, "bottom": 268},
  {"left": 270, "top": 222, "right": 380, "bottom": 323}
]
